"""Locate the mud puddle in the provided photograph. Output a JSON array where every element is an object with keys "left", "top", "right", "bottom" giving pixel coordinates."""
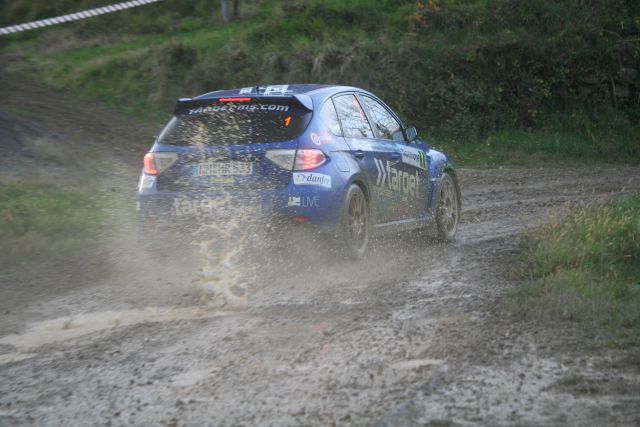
[{"left": 0, "top": 305, "right": 230, "bottom": 351}]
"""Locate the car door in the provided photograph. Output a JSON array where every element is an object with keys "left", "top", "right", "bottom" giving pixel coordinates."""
[
  {"left": 358, "top": 94, "right": 429, "bottom": 220},
  {"left": 332, "top": 93, "right": 397, "bottom": 224}
]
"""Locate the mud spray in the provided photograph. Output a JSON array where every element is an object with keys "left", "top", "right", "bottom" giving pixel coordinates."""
[
  {"left": 184, "top": 134, "right": 260, "bottom": 310},
  {"left": 190, "top": 195, "right": 256, "bottom": 310}
]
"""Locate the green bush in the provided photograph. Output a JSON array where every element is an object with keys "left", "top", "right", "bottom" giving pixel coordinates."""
[{"left": 2, "top": 0, "right": 639, "bottom": 163}]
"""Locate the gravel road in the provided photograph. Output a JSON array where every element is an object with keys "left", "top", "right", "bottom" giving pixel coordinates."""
[{"left": 1, "top": 72, "right": 639, "bottom": 426}]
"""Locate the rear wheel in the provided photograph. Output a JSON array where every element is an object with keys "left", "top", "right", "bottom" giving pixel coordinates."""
[
  {"left": 340, "top": 184, "right": 370, "bottom": 259},
  {"left": 435, "top": 172, "right": 460, "bottom": 242}
]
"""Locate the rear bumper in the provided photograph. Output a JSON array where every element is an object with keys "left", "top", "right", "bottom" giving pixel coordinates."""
[{"left": 136, "top": 186, "right": 343, "bottom": 236}]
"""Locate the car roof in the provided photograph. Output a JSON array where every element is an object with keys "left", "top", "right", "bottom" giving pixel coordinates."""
[{"left": 195, "top": 84, "right": 365, "bottom": 100}]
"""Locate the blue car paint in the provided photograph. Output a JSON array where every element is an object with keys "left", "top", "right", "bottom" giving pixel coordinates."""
[{"left": 137, "top": 84, "right": 456, "bottom": 238}]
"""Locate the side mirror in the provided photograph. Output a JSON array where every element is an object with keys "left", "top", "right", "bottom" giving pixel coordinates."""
[{"left": 405, "top": 126, "right": 418, "bottom": 141}]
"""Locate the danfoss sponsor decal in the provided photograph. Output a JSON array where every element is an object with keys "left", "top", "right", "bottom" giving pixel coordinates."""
[
  {"left": 374, "top": 158, "right": 420, "bottom": 198},
  {"left": 292, "top": 172, "right": 332, "bottom": 189},
  {"left": 187, "top": 104, "right": 290, "bottom": 115}
]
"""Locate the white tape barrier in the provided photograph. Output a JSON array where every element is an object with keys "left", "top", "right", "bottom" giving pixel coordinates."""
[{"left": 0, "top": 0, "right": 163, "bottom": 36}]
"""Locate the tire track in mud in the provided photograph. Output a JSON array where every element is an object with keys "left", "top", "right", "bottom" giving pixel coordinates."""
[
  {"left": 2, "top": 70, "right": 640, "bottom": 425},
  {"left": 2, "top": 166, "right": 639, "bottom": 426}
]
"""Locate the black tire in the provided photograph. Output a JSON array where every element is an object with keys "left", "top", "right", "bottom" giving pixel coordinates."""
[
  {"left": 340, "top": 184, "right": 370, "bottom": 259},
  {"left": 435, "top": 172, "right": 461, "bottom": 242}
]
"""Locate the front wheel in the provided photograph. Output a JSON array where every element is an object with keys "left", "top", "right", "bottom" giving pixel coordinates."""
[
  {"left": 340, "top": 184, "right": 370, "bottom": 259},
  {"left": 435, "top": 172, "right": 461, "bottom": 242}
]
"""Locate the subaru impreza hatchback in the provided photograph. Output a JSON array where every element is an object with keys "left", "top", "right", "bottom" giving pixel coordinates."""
[{"left": 137, "top": 84, "right": 460, "bottom": 257}]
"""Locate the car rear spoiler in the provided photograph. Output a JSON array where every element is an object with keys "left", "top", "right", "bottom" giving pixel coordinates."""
[{"left": 173, "top": 94, "right": 314, "bottom": 115}]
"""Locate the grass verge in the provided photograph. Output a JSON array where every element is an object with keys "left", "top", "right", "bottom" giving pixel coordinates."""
[
  {"left": 512, "top": 194, "right": 640, "bottom": 344},
  {"left": 2, "top": 0, "right": 638, "bottom": 167},
  {"left": 434, "top": 111, "right": 640, "bottom": 167},
  {"left": 0, "top": 181, "right": 108, "bottom": 268}
]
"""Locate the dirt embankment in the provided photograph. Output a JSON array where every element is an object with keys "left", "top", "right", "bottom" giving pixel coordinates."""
[{"left": 1, "top": 71, "right": 640, "bottom": 426}]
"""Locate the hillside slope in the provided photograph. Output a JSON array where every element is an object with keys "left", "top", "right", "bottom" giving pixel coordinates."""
[{"left": 2, "top": 0, "right": 639, "bottom": 164}]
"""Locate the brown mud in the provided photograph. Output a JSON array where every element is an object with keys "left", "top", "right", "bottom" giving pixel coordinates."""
[{"left": 1, "top": 71, "right": 639, "bottom": 426}]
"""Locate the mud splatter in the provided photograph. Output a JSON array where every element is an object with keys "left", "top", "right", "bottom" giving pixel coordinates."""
[{"left": 0, "top": 306, "right": 229, "bottom": 350}]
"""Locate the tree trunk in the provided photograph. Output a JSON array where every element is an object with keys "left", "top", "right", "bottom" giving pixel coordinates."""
[{"left": 221, "top": 0, "right": 229, "bottom": 23}]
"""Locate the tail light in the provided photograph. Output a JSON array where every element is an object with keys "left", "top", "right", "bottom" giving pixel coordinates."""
[
  {"left": 295, "top": 149, "right": 326, "bottom": 170},
  {"left": 143, "top": 152, "right": 178, "bottom": 175},
  {"left": 265, "top": 149, "right": 327, "bottom": 171},
  {"left": 265, "top": 149, "right": 296, "bottom": 170}
]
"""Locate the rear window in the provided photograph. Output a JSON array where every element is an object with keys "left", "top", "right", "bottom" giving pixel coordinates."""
[
  {"left": 157, "top": 101, "right": 312, "bottom": 146},
  {"left": 320, "top": 100, "right": 342, "bottom": 136}
]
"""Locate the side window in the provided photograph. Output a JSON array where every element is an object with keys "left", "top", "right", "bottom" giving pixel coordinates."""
[
  {"left": 320, "top": 100, "right": 342, "bottom": 136},
  {"left": 333, "top": 94, "right": 374, "bottom": 139},
  {"left": 360, "top": 96, "right": 404, "bottom": 141}
]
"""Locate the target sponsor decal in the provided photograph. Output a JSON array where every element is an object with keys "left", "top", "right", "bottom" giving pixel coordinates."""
[{"left": 374, "top": 158, "right": 421, "bottom": 199}]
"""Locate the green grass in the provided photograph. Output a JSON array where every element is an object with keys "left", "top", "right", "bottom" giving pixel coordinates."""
[
  {"left": 2, "top": 0, "right": 639, "bottom": 165},
  {"left": 512, "top": 194, "right": 640, "bottom": 343},
  {"left": 0, "top": 182, "right": 107, "bottom": 267},
  {"left": 434, "top": 111, "right": 640, "bottom": 167}
]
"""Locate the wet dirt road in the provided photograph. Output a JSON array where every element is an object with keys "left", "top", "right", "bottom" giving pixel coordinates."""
[
  {"left": 1, "top": 73, "right": 640, "bottom": 426},
  {"left": 1, "top": 167, "right": 639, "bottom": 426}
]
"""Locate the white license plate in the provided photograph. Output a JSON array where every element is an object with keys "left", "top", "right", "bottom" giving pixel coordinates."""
[{"left": 193, "top": 161, "right": 253, "bottom": 177}]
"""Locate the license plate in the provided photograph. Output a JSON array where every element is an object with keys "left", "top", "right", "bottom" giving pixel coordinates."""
[{"left": 193, "top": 161, "right": 253, "bottom": 177}]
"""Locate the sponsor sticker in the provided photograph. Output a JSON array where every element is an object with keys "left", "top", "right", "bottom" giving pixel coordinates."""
[
  {"left": 310, "top": 132, "right": 334, "bottom": 146},
  {"left": 288, "top": 196, "right": 301, "bottom": 207},
  {"left": 288, "top": 196, "right": 320, "bottom": 208},
  {"left": 303, "top": 196, "right": 320, "bottom": 207},
  {"left": 239, "top": 85, "right": 291, "bottom": 96},
  {"left": 187, "top": 104, "right": 290, "bottom": 115},
  {"left": 173, "top": 198, "right": 259, "bottom": 218},
  {"left": 374, "top": 158, "right": 421, "bottom": 199},
  {"left": 292, "top": 173, "right": 332, "bottom": 189},
  {"left": 398, "top": 145, "right": 427, "bottom": 170},
  {"left": 174, "top": 198, "right": 216, "bottom": 217}
]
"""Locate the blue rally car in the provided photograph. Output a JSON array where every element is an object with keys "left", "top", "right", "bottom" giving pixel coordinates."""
[{"left": 137, "top": 84, "right": 460, "bottom": 258}]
